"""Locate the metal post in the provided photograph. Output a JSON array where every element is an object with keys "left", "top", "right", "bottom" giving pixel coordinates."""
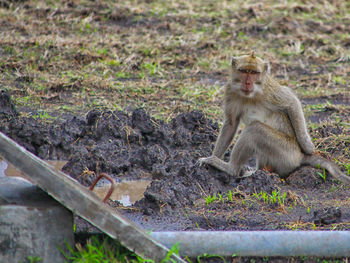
[{"left": 151, "top": 231, "right": 350, "bottom": 257}]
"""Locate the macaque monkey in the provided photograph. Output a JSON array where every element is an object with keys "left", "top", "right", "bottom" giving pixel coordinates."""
[{"left": 198, "top": 52, "right": 350, "bottom": 184}]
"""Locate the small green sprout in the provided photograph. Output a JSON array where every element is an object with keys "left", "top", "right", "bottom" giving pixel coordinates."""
[
  {"left": 252, "top": 192, "right": 261, "bottom": 200},
  {"left": 160, "top": 242, "right": 180, "bottom": 263},
  {"left": 343, "top": 163, "right": 350, "bottom": 176},
  {"left": 317, "top": 168, "right": 327, "bottom": 182},
  {"left": 270, "top": 190, "right": 278, "bottom": 204},
  {"left": 253, "top": 190, "right": 287, "bottom": 206},
  {"left": 206, "top": 193, "right": 218, "bottom": 206},
  {"left": 197, "top": 253, "right": 226, "bottom": 263},
  {"left": 261, "top": 191, "right": 269, "bottom": 203},
  {"left": 27, "top": 256, "right": 42, "bottom": 263},
  {"left": 116, "top": 71, "right": 131, "bottom": 79},
  {"left": 227, "top": 190, "right": 233, "bottom": 202},
  {"left": 218, "top": 193, "right": 224, "bottom": 203},
  {"left": 278, "top": 192, "right": 287, "bottom": 205}
]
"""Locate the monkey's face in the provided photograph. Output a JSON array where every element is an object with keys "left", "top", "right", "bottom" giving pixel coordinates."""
[
  {"left": 237, "top": 69, "right": 262, "bottom": 97},
  {"left": 230, "top": 53, "right": 268, "bottom": 98},
  {"left": 230, "top": 66, "right": 265, "bottom": 98}
]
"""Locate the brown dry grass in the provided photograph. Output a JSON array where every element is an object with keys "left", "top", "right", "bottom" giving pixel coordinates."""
[{"left": 1, "top": 0, "right": 348, "bottom": 174}]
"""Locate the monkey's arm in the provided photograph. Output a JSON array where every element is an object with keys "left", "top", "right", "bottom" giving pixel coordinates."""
[
  {"left": 283, "top": 91, "right": 315, "bottom": 155},
  {"left": 212, "top": 117, "right": 240, "bottom": 158},
  {"left": 197, "top": 116, "right": 239, "bottom": 172}
]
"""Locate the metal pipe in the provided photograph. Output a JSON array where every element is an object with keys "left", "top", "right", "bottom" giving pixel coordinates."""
[{"left": 150, "top": 231, "right": 350, "bottom": 257}]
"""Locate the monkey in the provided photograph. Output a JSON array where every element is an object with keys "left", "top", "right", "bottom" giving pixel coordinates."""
[{"left": 198, "top": 52, "right": 350, "bottom": 184}]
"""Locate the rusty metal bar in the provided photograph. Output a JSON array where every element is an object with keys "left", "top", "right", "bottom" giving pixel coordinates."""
[
  {"left": 89, "top": 173, "right": 115, "bottom": 203},
  {"left": 0, "top": 132, "right": 185, "bottom": 263}
]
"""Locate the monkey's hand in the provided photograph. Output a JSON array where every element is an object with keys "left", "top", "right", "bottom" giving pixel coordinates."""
[{"left": 299, "top": 136, "right": 315, "bottom": 155}]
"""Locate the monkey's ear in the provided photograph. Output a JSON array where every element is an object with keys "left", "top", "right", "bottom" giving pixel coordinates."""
[
  {"left": 231, "top": 57, "right": 237, "bottom": 68},
  {"left": 263, "top": 61, "right": 271, "bottom": 74}
]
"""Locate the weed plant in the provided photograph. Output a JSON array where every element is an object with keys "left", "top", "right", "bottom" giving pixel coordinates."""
[
  {"left": 253, "top": 190, "right": 287, "bottom": 206},
  {"left": 205, "top": 189, "right": 289, "bottom": 208},
  {"left": 60, "top": 236, "right": 181, "bottom": 263},
  {"left": 317, "top": 168, "right": 327, "bottom": 182},
  {"left": 205, "top": 193, "right": 218, "bottom": 206}
]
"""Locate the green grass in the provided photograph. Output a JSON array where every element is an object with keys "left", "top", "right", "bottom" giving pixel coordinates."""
[
  {"left": 252, "top": 190, "right": 288, "bottom": 206},
  {"left": 317, "top": 168, "right": 327, "bottom": 182},
  {"left": 61, "top": 236, "right": 181, "bottom": 263},
  {"left": 344, "top": 164, "right": 350, "bottom": 176},
  {"left": 27, "top": 256, "right": 42, "bottom": 263},
  {"left": 1, "top": 0, "right": 348, "bottom": 122},
  {"left": 206, "top": 189, "right": 291, "bottom": 208},
  {"left": 205, "top": 193, "right": 218, "bottom": 206}
]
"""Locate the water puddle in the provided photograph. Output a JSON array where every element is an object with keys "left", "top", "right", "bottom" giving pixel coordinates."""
[
  {"left": 92, "top": 180, "right": 151, "bottom": 206},
  {"left": 0, "top": 159, "right": 150, "bottom": 206},
  {"left": 0, "top": 159, "right": 66, "bottom": 178}
]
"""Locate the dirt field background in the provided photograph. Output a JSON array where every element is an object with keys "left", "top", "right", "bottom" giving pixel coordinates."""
[{"left": 0, "top": 0, "right": 350, "bottom": 261}]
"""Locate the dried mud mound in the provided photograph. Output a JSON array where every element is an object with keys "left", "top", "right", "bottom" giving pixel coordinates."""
[
  {"left": 0, "top": 91, "right": 279, "bottom": 213},
  {"left": 2, "top": 91, "right": 349, "bottom": 232},
  {"left": 0, "top": 91, "right": 86, "bottom": 160},
  {"left": 63, "top": 108, "right": 277, "bottom": 212}
]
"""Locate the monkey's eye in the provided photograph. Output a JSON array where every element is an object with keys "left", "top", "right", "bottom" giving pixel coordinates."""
[{"left": 238, "top": 69, "right": 260, "bottom": 74}]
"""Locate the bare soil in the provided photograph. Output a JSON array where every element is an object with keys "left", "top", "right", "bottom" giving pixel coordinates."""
[{"left": 1, "top": 90, "right": 349, "bottom": 233}]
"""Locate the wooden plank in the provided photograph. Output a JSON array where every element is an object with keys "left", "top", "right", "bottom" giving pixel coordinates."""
[{"left": 0, "top": 132, "right": 184, "bottom": 262}]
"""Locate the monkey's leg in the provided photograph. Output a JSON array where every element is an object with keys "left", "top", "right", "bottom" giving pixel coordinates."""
[
  {"left": 227, "top": 133, "right": 257, "bottom": 177},
  {"left": 229, "top": 121, "right": 304, "bottom": 177},
  {"left": 198, "top": 121, "right": 264, "bottom": 177}
]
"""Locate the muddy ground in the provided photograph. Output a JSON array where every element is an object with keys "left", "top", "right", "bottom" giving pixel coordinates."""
[{"left": 1, "top": 90, "right": 350, "bottom": 233}]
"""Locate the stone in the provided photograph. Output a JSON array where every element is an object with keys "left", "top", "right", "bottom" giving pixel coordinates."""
[{"left": 0, "top": 177, "right": 74, "bottom": 263}]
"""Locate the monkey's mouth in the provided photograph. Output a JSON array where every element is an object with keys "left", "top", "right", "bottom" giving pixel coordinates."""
[{"left": 242, "top": 89, "right": 253, "bottom": 96}]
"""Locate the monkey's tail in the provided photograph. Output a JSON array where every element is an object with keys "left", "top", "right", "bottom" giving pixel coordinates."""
[{"left": 302, "top": 154, "right": 350, "bottom": 184}]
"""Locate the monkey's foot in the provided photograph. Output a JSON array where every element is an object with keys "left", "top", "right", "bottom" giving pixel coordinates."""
[
  {"left": 239, "top": 165, "right": 257, "bottom": 178},
  {"left": 300, "top": 138, "right": 315, "bottom": 155},
  {"left": 196, "top": 156, "right": 217, "bottom": 167},
  {"left": 196, "top": 156, "right": 235, "bottom": 176}
]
